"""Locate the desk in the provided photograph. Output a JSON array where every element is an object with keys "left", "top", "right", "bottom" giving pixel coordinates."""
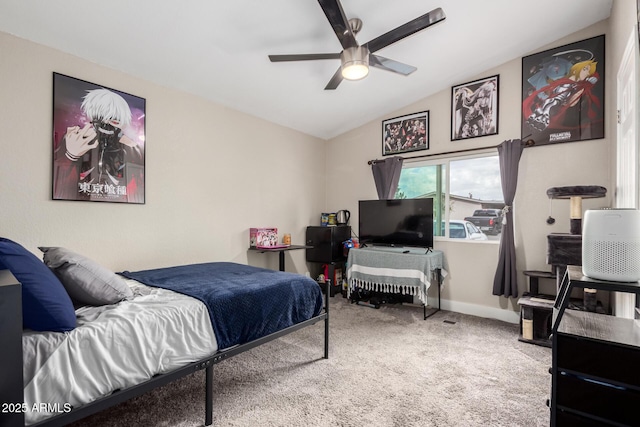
[
  {"left": 346, "top": 247, "right": 447, "bottom": 319},
  {"left": 249, "top": 245, "right": 311, "bottom": 271}
]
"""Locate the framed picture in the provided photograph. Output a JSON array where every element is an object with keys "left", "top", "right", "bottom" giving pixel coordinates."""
[
  {"left": 52, "top": 73, "right": 146, "bottom": 203},
  {"left": 521, "top": 35, "right": 605, "bottom": 146},
  {"left": 382, "top": 111, "right": 429, "bottom": 156},
  {"left": 451, "top": 74, "right": 499, "bottom": 141}
]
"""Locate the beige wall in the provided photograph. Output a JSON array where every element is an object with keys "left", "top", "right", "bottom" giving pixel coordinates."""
[
  {"left": 0, "top": 32, "right": 326, "bottom": 276},
  {"left": 326, "top": 0, "right": 635, "bottom": 322},
  {"left": 0, "top": 1, "right": 635, "bottom": 323}
]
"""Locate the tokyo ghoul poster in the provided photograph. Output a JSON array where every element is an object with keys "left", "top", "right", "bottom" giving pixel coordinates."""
[
  {"left": 521, "top": 35, "right": 605, "bottom": 147},
  {"left": 52, "top": 73, "right": 146, "bottom": 203}
]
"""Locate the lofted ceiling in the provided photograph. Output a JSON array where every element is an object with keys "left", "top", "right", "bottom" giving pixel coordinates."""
[{"left": 0, "top": 0, "right": 613, "bottom": 140}]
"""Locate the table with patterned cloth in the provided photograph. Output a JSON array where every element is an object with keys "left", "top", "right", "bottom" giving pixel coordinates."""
[{"left": 346, "top": 247, "right": 447, "bottom": 318}]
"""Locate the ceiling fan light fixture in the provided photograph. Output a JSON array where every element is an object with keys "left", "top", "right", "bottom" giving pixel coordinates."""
[{"left": 341, "top": 46, "right": 369, "bottom": 80}]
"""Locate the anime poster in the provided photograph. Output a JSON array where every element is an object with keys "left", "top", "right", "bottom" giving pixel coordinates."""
[
  {"left": 451, "top": 75, "right": 499, "bottom": 141},
  {"left": 382, "top": 111, "right": 429, "bottom": 156},
  {"left": 52, "top": 73, "right": 146, "bottom": 203},
  {"left": 521, "top": 35, "right": 605, "bottom": 146}
]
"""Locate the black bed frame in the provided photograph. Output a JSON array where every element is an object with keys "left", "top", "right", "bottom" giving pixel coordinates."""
[{"left": 0, "top": 281, "right": 330, "bottom": 427}]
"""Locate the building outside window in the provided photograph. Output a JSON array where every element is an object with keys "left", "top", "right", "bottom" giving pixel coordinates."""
[{"left": 395, "top": 153, "right": 504, "bottom": 241}]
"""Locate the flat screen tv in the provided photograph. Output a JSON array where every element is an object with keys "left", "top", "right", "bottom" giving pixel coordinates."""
[{"left": 358, "top": 198, "right": 434, "bottom": 248}]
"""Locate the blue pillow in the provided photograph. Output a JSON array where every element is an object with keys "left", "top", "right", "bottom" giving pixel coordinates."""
[{"left": 0, "top": 238, "right": 76, "bottom": 332}]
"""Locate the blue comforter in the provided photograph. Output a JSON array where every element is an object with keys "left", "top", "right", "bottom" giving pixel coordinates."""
[{"left": 120, "top": 262, "right": 323, "bottom": 350}]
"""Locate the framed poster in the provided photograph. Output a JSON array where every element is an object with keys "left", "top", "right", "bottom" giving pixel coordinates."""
[
  {"left": 451, "top": 75, "right": 499, "bottom": 141},
  {"left": 521, "top": 35, "right": 605, "bottom": 146},
  {"left": 52, "top": 73, "right": 146, "bottom": 203},
  {"left": 382, "top": 111, "right": 429, "bottom": 156}
]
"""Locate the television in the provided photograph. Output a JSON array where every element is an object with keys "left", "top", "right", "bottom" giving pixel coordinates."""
[{"left": 358, "top": 198, "right": 434, "bottom": 248}]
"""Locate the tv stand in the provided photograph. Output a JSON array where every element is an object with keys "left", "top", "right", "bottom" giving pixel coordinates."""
[{"left": 346, "top": 247, "right": 446, "bottom": 319}]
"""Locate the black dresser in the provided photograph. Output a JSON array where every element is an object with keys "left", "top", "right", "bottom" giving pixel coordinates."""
[{"left": 550, "top": 266, "right": 640, "bottom": 426}]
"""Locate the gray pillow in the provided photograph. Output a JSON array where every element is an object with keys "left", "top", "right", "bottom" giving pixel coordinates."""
[{"left": 39, "top": 247, "right": 133, "bottom": 306}]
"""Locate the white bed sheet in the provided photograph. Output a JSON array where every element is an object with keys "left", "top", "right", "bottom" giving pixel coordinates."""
[{"left": 22, "top": 279, "right": 218, "bottom": 425}]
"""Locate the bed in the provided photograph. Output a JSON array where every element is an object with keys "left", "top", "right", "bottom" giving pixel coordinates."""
[{"left": 0, "top": 239, "right": 329, "bottom": 427}]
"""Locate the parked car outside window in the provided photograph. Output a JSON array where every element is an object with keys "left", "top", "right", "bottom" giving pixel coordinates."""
[{"left": 447, "top": 220, "right": 488, "bottom": 240}]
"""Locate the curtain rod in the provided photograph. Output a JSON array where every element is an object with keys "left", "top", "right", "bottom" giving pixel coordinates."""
[{"left": 368, "top": 137, "right": 535, "bottom": 165}]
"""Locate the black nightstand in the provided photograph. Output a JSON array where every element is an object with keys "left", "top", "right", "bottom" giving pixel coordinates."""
[{"left": 550, "top": 265, "right": 640, "bottom": 426}]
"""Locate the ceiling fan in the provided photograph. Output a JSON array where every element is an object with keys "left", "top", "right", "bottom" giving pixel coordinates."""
[{"left": 268, "top": 0, "right": 446, "bottom": 90}]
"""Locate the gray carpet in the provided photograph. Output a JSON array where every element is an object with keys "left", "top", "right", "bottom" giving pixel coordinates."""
[{"left": 70, "top": 297, "right": 551, "bottom": 427}]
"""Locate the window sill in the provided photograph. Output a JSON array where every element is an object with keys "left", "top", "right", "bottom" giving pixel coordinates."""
[{"left": 434, "top": 237, "right": 501, "bottom": 244}]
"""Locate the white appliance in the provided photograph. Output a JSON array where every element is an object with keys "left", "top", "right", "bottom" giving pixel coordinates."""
[{"left": 582, "top": 209, "right": 640, "bottom": 282}]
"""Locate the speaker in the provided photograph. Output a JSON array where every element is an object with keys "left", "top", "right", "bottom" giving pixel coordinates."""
[
  {"left": 305, "top": 226, "right": 351, "bottom": 263},
  {"left": 582, "top": 209, "right": 640, "bottom": 282}
]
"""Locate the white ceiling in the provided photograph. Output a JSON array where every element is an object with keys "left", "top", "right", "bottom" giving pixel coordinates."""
[{"left": 0, "top": 0, "right": 613, "bottom": 140}]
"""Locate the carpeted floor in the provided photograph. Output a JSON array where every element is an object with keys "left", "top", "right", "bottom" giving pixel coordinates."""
[{"left": 70, "top": 297, "right": 551, "bottom": 427}]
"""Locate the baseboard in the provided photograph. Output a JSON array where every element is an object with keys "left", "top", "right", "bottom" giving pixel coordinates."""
[{"left": 428, "top": 297, "right": 520, "bottom": 324}]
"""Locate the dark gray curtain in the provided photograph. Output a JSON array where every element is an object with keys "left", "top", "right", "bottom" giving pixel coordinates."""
[
  {"left": 371, "top": 156, "right": 404, "bottom": 199},
  {"left": 493, "top": 139, "right": 524, "bottom": 298}
]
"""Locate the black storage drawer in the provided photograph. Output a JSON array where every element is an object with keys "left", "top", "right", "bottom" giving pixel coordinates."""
[
  {"left": 555, "top": 408, "right": 613, "bottom": 427},
  {"left": 556, "top": 371, "right": 640, "bottom": 426},
  {"left": 557, "top": 334, "right": 640, "bottom": 388}
]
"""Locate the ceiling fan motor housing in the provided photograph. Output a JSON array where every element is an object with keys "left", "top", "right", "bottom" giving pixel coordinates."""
[{"left": 341, "top": 45, "right": 369, "bottom": 80}]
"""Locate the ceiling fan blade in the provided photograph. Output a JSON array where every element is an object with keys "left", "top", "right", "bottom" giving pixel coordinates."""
[
  {"left": 317, "top": 0, "right": 358, "bottom": 50},
  {"left": 364, "top": 7, "right": 446, "bottom": 53},
  {"left": 370, "top": 55, "right": 417, "bottom": 75},
  {"left": 269, "top": 53, "right": 341, "bottom": 62},
  {"left": 324, "top": 67, "right": 344, "bottom": 90}
]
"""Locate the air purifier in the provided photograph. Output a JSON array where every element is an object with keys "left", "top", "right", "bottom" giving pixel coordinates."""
[{"left": 582, "top": 209, "right": 640, "bottom": 282}]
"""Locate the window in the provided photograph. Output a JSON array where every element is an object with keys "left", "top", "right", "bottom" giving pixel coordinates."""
[{"left": 395, "top": 153, "right": 504, "bottom": 241}]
